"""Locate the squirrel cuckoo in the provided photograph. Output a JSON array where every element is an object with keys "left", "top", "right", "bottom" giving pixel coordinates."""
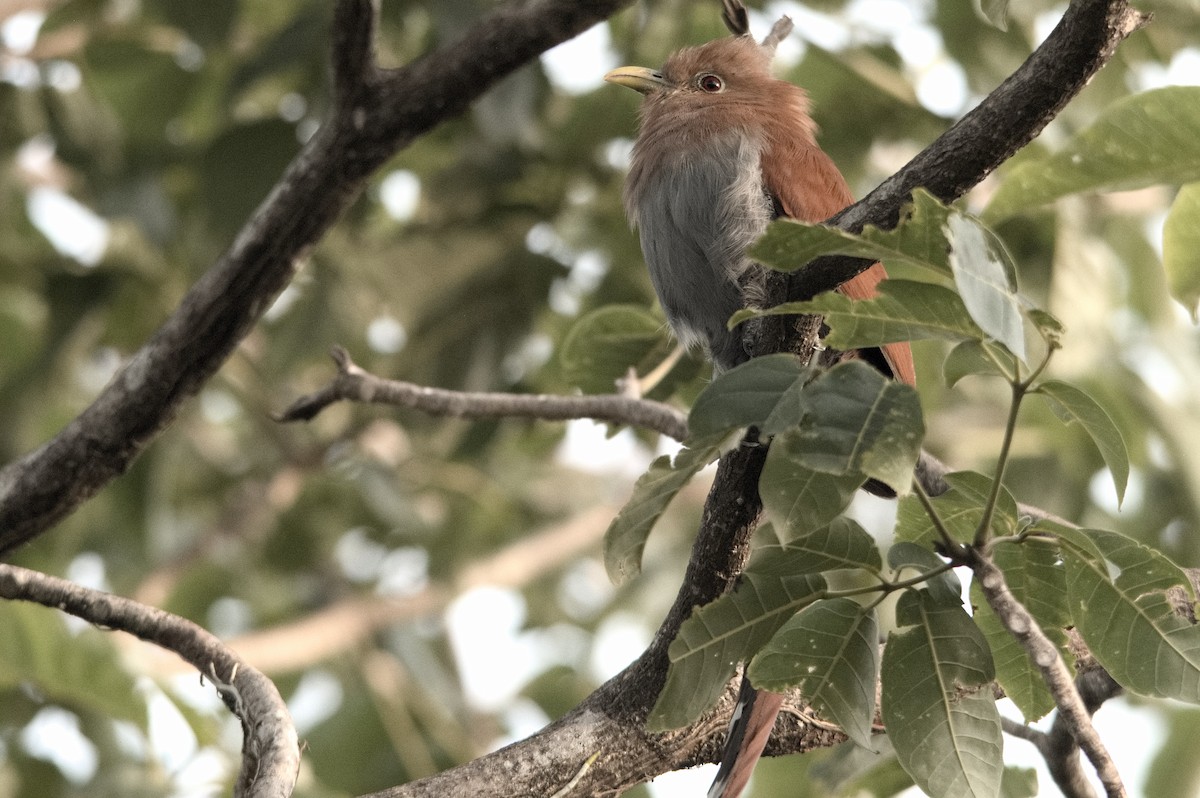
[{"left": 606, "top": 2, "right": 916, "bottom": 796}]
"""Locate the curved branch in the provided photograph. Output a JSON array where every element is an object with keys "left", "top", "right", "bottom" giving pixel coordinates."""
[
  {"left": 277, "top": 346, "right": 690, "bottom": 441},
  {"left": 0, "top": 564, "right": 299, "bottom": 798},
  {"left": 0, "top": 0, "right": 636, "bottom": 556}
]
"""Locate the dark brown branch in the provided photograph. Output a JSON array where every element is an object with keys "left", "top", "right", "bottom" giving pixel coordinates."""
[
  {"left": 779, "top": 0, "right": 1150, "bottom": 305},
  {"left": 278, "top": 346, "right": 690, "bottom": 441},
  {"left": 0, "top": 564, "right": 299, "bottom": 798},
  {"left": 0, "top": 0, "right": 636, "bottom": 556}
]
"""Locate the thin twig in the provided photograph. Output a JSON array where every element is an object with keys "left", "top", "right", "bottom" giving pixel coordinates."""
[{"left": 277, "top": 346, "right": 691, "bottom": 441}]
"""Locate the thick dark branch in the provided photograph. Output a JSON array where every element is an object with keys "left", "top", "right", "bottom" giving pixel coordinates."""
[
  {"left": 0, "top": 0, "right": 635, "bottom": 555},
  {"left": 0, "top": 564, "right": 298, "bottom": 798},
  {"left": 278, "top": 346, "right": 690, "bottom": 441},
  {"left": 782, "top": 0, "right": 1150, "bottom": 304}
]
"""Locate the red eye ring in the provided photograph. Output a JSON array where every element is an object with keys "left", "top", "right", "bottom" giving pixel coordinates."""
[{"left": 698, "top": 74, "right": 723, "bottom": 93}]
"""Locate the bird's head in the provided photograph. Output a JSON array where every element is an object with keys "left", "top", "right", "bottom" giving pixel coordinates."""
[
  {"left": 605, "top": 36, "right": 772, "bottom": 107},
  {"left": 603, "top": 15, "right": 808, "bottom": 141}
]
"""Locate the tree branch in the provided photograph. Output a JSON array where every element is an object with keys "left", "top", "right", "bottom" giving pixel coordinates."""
[
  {"left": 0, "top": 564, "right": 299, "bottom": 798},
  {"left": 779, "top": 0, "right": 1150, "bottom": 305},
  {"left": 972, "top": 553, "right": 1126, "bottom": 797},
  {"left": 277, "top": 346, "right": 689, "bottom": 441},
  {"left": 0, "top": 0, "right": 636, "bottom": 556}
]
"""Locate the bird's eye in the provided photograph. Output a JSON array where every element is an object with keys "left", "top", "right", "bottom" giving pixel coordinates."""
[{"left": 698, "top": 74, "right": 724, "bottom": 93}]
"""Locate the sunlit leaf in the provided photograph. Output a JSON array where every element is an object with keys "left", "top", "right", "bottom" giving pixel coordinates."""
[
  {"left": 1036, "top": 380, "right": 1129, "bottom": 506},
  {"left": 749, "top": 599, "right": 880, "bottom": 749},
  {"left": 975, "top": 0, "right": 1010, "bottom": 30},
  {"left": 0, "top": 602, "right": 146, "bottom": 728},
  {"left": 648, "top": 573, "right": 826, "bottom": 730},
  {"left": 560, "top": 305, "right": 676, "bottom": 395},
  {"left": 985, "top": 87, "right": 1200, "bottom": 221},
  {"left": 1163, "top": 183, "right": 1200, "bottom": 322},
  {"left": 887, "top": 541, "right": 962, "bottom": 605},
  {"left": 945, "top": 214, "right": 1026, "bottom": 362},
  {"left": 1001, "top": 767, "right": 1038, "bottom": 798},
  {"left": 882, "top": 590, "right": 1002, "bottom": 798}
]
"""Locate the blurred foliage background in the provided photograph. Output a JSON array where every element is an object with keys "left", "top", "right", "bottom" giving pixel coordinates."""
[{"left": 1, "top": 0, "right": 1199, "bottom": 796}]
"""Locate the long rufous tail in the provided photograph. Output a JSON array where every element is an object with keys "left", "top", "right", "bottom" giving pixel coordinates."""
[{"left": 707, "top": 679, "right": 784, "bottom": 798}]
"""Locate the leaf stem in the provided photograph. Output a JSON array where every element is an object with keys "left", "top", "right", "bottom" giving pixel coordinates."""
[
  {"left": 912, "top": 477, "right": 968, "bottom": 559},
  {"left": 974, "top": 344, "right": 1054, "bottom": 548},
  {"left": 830, "top": 560, "right": 959, "bottom": 609}
]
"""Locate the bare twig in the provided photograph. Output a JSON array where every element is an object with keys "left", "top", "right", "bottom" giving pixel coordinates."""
[
  {"left": 0, "top": 564, "right": 299, "bottom": 798},
  {"left": 277, "top": 346, "right": 690, "bottom": 441}
]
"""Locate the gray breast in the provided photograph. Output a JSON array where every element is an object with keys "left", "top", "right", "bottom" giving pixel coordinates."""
[{"left": 626, "top": 133, "right": 772, "bottom": 370}]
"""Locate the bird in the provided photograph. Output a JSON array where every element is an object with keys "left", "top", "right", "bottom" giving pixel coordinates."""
[
  {"left": 605, "top": 2, "right": 916, "bottom": 796},
  {"left": 604, "top": 1, "right": 914, "bottom": 385}
]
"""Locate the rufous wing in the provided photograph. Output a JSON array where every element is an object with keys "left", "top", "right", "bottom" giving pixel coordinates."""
[{"left": 761, "top": 140, "right": 917, "bottom": 386}]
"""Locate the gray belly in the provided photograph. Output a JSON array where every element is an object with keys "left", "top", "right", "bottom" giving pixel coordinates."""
[{"left": 630, "top": 135, "right": 772, "bottom": 370}]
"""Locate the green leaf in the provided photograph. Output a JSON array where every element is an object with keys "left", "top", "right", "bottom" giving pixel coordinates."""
[
  {"left": 689, "top": 354, "right": 809, "bottom": 437},
  {"left": 945, "top": 214, "right": 1026, "bottom": 362},
  {"left": 1026, "top": 309, "right": 1065, "bottom": 346},
  {"left": 985, "top": 87, "right": 1200, "bottom": 221},
  {"left": 887, "top": 542, "right": 962, "bottom": 605},
  {"left": 736, "top": 280, "right": 984, "bottom": 348},
  {"left": 1164, "top": 183, "right": 1200, "bottom": 322},
  {"left": 200, "top": 119, "right": 302, "bottom": 238},
  {"left": 0, "top": 602, "right": 146, "bottom": 728},
  {"left": 896, "top": 471, "right": 1019, "bottom": 549},
  {"left": 1036, "top": 380, "right": 1129, "bottom": 506},
  {"left": 882, "top": 590, "right": 1002, "bottom": 798},
  {"left": 1001, "top": 767, "right": 1038, "bottom": 798},
  {"left": 160, "top": 0, "right": 238, "bottom": 45},
  {"left": 648, "top": 573, "right": 827, "bottom": 730},
  {"left": 603, "top": 433, "right": 728, "bottom": 583},
  {"left": 749, "top": 599, "right": 880, "bottom": 749},
  {"left": 943, "top": 340, "right": 1015, "bottom": 387},
  {"left": 760, "top": 436, "right": 865, "bottom": 539},
  {"left": 1145, "top": 708, "right": 1200, "bottom": 798},
  {"left": 791, "top": 361, "right": 924, "bottom": 495},
  {"left": 751, "top": 188, "right": 953, "bottom": 276},
  {"left": 560, "top": 305, "right": 679, "bottom": 395},
  {"left": 748, "top": 517, "right": 883, "bottom": 576},
  {"left": 1057, "top": 527, "right": 1200, "bottom": 701},
  {"left": 970, "top": 538, "right": 1069, "bottom": 722}
]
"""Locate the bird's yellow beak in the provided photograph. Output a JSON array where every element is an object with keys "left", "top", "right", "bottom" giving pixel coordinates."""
[{"left": 604, "top": 66, "right": 670, "bottom": 95}]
